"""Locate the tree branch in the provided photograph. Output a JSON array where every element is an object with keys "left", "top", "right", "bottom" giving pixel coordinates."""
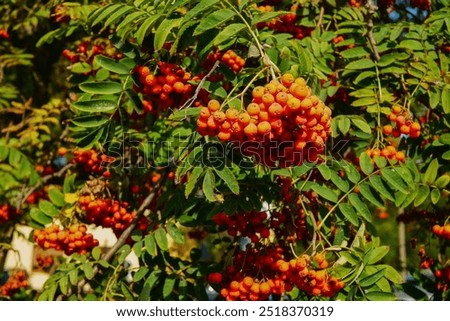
[{"left": 365, "top": 1, "right": 380, "bottom": 62}]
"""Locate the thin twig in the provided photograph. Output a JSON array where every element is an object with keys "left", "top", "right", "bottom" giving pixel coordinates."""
[{"left": 365, "top": 1, "right": 380, "bottom": 62}]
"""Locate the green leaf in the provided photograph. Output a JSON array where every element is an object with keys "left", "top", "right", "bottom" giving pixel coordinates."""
[
  {"left": 167, "top": 224, "right": 185, "bottom": 244},
  {"left": 79, "top": 81, "right": 123, "bottom": 95},
  {"left": 352, "top": 118, "right": 372, "bottom": 134},
  {"left": 154, "top": 18, "right": 182, "bottom": 50},
  {"left": 48, "top": 188, "right": 65, "bottom": 207},
  {"left": 90, "top": 3, "right": 124, "bottom": 26},
  {"left": 348, "top": 193, "right": 372, "bottom": 222},
  {"left": 169, "top": 108, "right": 200, "bottom": 121},
  {"left": 367, "top": 246, "right": 389, "bottom": 264},
  {"left": 380, "top": 265, "right": 403, "bottom": 283},
  {"left": 330, "top": 171, "right": 349, "bottom": 192},
  {"left": 380, "top": 168, "right": 409, "bottom": 194},
  {"left": 135, "top": 14, "right": 161, "bottom": 45},
  {"left": 442, "top": 87, "right": 450, "bottom": 114},
  {"left": 102, "top": 5, "right": 134, "bottom": 28},
  {"left": 359, "top": 268, "right": 386, "bottom": 287},
  {"left": 366, "top": 291, "right": 397, "bottom": 301},
  {"left": 398, "top": 39, "right": 423, "bottom": 51},
  {"left": 373, "top": 156, "right": 387, "bottom": 169},
  {"left": 344, "top": 164, "right": 361, "bottom": 183},
  {"left": 144, "top": 234, "right": 157, "bottom": 256},
  {"left": 163, "top": 275, "right": 177, "bottom": 299},
  {"left": 340, "top": 46, "right": 370, "bottom": 59},
  {"left": 317, "top": 163, "right": 331, "bottom": 180},
  {"left": 133, "top": 267, "right": 149, "bottom": 282},
  {"left": 369, "top": 175, "right": 395, "bottom": 201},
  {"left": 414, "top": 185, "right": 430, "bottom": 207},
  {"left": 72, "top": 115, "right": 110, "bottom": 128},
  {"left": 435, "top": 174, "right": 450, "bottom": 188},
  {"left": 338, "top": 203, "right": 359, "bottom": 226},
  {"left": 431, "top": 188, "right": 440, "bottom": 204},
  {"left": 154, "top": 227, "right": 169, "bottom": 251},
  {"left": 213, "top": 166, "right": 239, "bottom": 194},
  {"left": 355, "top": 71, "right": 376, "bottom": 84},
  {"left": 214, "top": 23, "right": 245, "bottom": 46},
  {"left": 194, "top": 9, "right": 235, "bottom": 36},
  {"left": 359, "top": 183, "right": 385, "bottom": 208},
  {"left": 82, "top": 263, "right": 94, "bottom": 280},
  {"left": 424, "top": 159, "right": 439, "bottom": 184},
  {"left": 68, "top": 269, "right": 78, "bottom": 285},
  {"left": 351, "top": 97, "right": 377, "bottom": 107},
  {"left": 251, "top": 11, "right": 285, "bottom": 25},
  {"left": 359, "top": 152, "right": 374, "bottom": 175},
  {"left": 39, "top": 200, "right": 60, "bottom": 217},
  {"left": 30, "top": 208, "right": 52, "bottom": 225},
  {"left": 88, "top": 247, "right": 100, "bottom": 261},
  {"left": 71, "top": 62, "right": 92, "bottom": 74},
  {"left": 338, "top": 117, "right": 351, "bottom": 135},
  {"left": 59, "top": 275, "right": 69, "bottom": 295},
  {"left": 202, "top": 169, "right": 219, "bottom": 202},
  {"left": 72, "top": 100, "right": 117, "bottom": 113},
  {"left": 346, "top": 58, "right": 376, "bottom": 70},
  {"left": 311, "top": 183, "right": 338, "bottom": 203},
  {"left": 121, "top": 282, "right": 135, "bottom": 301},
  {"left": 183, "top": 0, "right": 220, "bottom": 23},
  {"left": 94, "top": 55, "right": 130, "bottom": 75}
]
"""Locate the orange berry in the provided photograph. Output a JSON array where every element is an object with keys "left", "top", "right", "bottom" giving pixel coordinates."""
[
  {"left": 238, "top": 112, "right": 251, "bottom": 126},
  {"left": 259, "top": 282, "right": 271, "bottom": 295},
  {"left": 261, "top": 93, "right": 275, "bottom": 107},
  {"left": 225, "top": 108, "right": 238, "bottom": 121},
  {"left": 382, "top": 124, "right": 393, "bottom": 135},
  {"left": 242, "top": 276, "right": 253, "bottom": 289},
  {"left": 410, "top": 122, "right": 421, "bottom": 131},
  {"left": 259, "top": 111, "right": 269, "bottom": 121},
  {"left": 395, "top": 151, "right": 405, "bottom": 162},
  {"left": 230, "top": 280, "right": 240, "bottom": 291},
  {"left": 388, "top": 113, "right": 397, "bottom": 122},
  {"left": 213, "top": 110, "right": 226, "bottom": 123},
  {"left": 392, "top": 105, "right": 402, "bottom": 115},
  {"left": 244, "top": 123, "right": 258, "bottom": 137},
  {"left": 257, "top": 121, "right": 272, "bottom": 135},
  {"left": 207, "top": 99, "right": 221, "bottom": 112},
  {"left": 250, "top": 283, "right": 260, "bottom": 294},
  {"left": 173, "top": 81, "right": 185, "bottom": 94},
  {"left": 287, "top": 97, "right": 301, "bottom": 111},
  {"left": 218, "top": 130, "right": 231, "bottom": 141},
  {"left": 268, "top": 102, "right": 283, "bottom": 118},
  {"left": 295, "top": 77, "right": 307, "bottom": 86},
  {"left": 265, "top": 83, "right": 278, "bottom": 95},
  {"left": 281, "top": 73, "right": 295, "bottom": 87},
  {"left": 58, "top": 147, "right": 67, "bottom": 156},
  {"left": 199, "top": 107, "right": 211, "bottom": 119},
  {"left": 293, "top": 86, "right": 309, "bottom": 100},
  {"left": 252, "top": 86, "right": 265, "bottom": 99},
  {"left": 400, "top": 124, "right": 410, "bottom": 134},
  {"left": 247, "top": 103, "right": 261, "bottom": 116},
  {"left": 275, "top": 92, "right": 289, "bottom": 105}
]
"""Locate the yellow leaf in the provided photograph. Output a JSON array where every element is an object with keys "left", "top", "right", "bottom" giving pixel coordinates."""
[{"left": 64, "top": 193, "right": 79, "bottom": 204}]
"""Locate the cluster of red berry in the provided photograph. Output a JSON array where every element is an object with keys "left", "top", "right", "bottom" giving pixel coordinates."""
[
  {"left": 256, "top": 5, "right": 312, "bottom": 40},
  {"left": 432, "top": 224, "right": 450, "bottom": 240},
  {"left": 62, "top": 39, "right": 122, "bottom": 70},
  {"left": 348, "top": 0, "right": 363, "bottom": 7},
  {"left": 213, "top": 211, "right": 270, "bottom": 242},
  {"left": 26, "top": 190, "right": 46, "bottom": 204},
  {"left": 210, "top": 249, "right": 344, "bottom": 301},
  {"left": 73, "top": 149, "right": 114, "bottom": 177},
  {"left": 384, "top": 105, "right": 421, "bottom": 138},
  {"left": 78, "top": 195, "right": 149, "bottom": 237},
  {"left": 435, "top": 267, "right": 450, "bottom": 293},
  {"left": 133, "top": 62, "right": 195, "bottom": 112},
  {"left": 197, "top": 74, "right": 332, "bottom": 167},
  {"left": 418, "top": 246, "right": 435, "bottom": 269},
  {"left": 36, "top": 254, "right": 54, "bottom": 269},
  {"left": 0, "top": 271, "right": 28, "bottom": 297},
  {"left": 33, "top": 224, "right": 99, "bottom": 256},
  {"left": 0, "top": 204, "right": 18, "bottom": 223}
]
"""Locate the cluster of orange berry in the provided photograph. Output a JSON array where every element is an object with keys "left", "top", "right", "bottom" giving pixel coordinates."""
[
  {"left": 197, "top": 74, "right": 332, "bottom": 167},
  {"left": 133, "top": 62, "right": 194, "bottom": 112},
  {"left": 348, "top": 0, "right": 363, "bottom": 7},
  {"left": 34, "top": 224, "right": 99, "bottom": 256},
  {"left": 256, "top": 5, "right": 311, "bottom": 40},
  {"left": 78, "top": 195, "right": 149, "bottom": 237},
  {"left": 0, "top": 204, "right": 18, "bottom": 223},
  {"left": 36, "top": 254, "right": 54, "bottom": 269},
  {"left": 384, "top": 105, "right": 421, "bottom": 138},
  {"left": 418, "top": 246, "right": 434, "bottom": 270},
  {"left": 432, "top": 224, "right": 450, "bottom": 240},
  {"left": 364, "top": 145, "right": 406, "bottom": 163},
  {"left": 213, "top": 211, "right": 270, "bottom": 242},
  {"left": 73, "top": 149, "right": 114, "bottom": 177},
  {"left": 0, "top": 271, "right": 28, "bottom": 297},
  {"left": 221, "top": 50, "right": 246, "bottom": 73},
  {"left": 210, "top": 249, "right": 344, "bottom": 301}
]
